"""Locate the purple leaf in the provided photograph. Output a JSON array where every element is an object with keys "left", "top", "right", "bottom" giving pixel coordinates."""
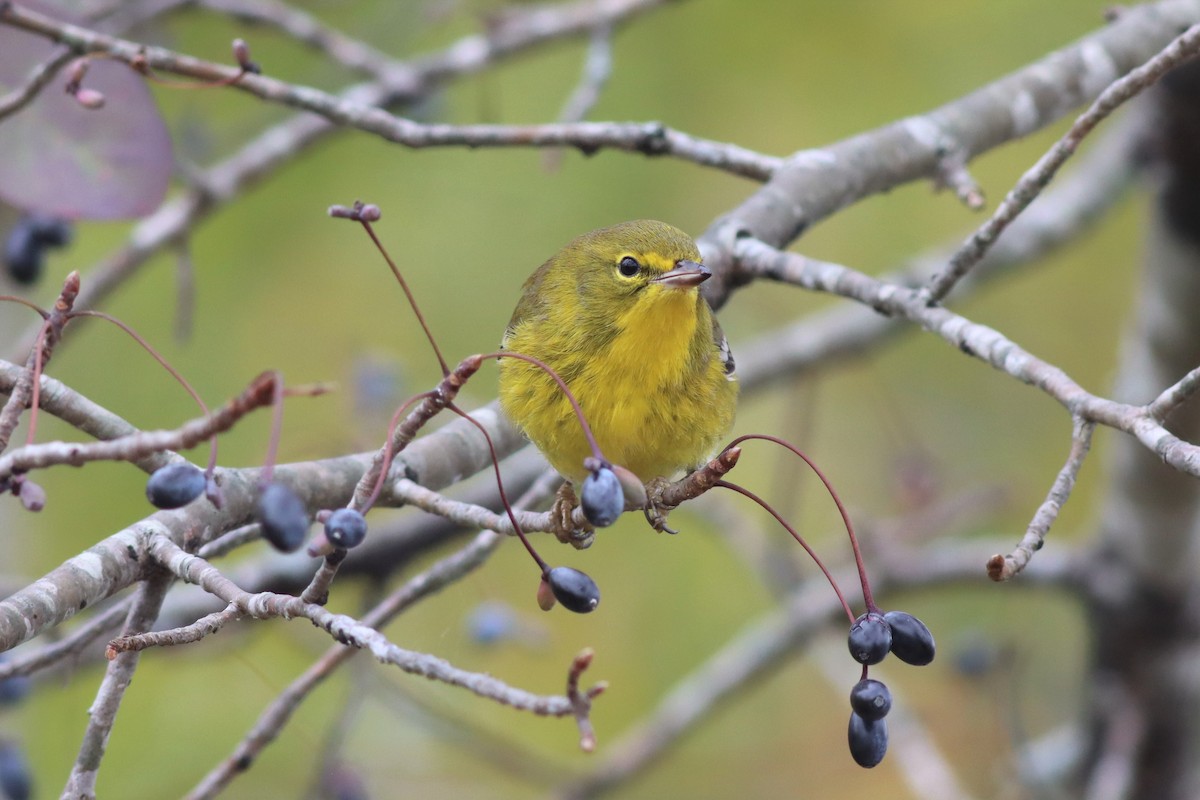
[{"left": 0, "top": 0, "right": 173, "bottom": 220}]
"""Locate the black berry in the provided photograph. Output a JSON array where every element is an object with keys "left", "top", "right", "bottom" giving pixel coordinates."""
[
  {"left": 324, "top": 508, "right": 367, "bottom": 549},
  {"left": 849, "top": 678, "right": 892, "bottom": 722},
  {"left": 257, "top": 483, "right": 309, "bottom": 552},
  {"left": 145, "top": 463, "right": 206, "bottom": 509},
  {"left": 546, "top": 566, "right": 600, "bottom": 613},
  {"left": 848, "top": 712, "right": 888, "bottom": 768},
  {"left": 884, "top": 610, "right": 936, "bottom": 666},
  {"left": 848, "top": 612, "right": 892, "bottom": 665},
  {"left": 580, "top": 466, "right": 623, "bottom": 527}
]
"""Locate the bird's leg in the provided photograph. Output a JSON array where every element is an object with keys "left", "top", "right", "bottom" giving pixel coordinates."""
[
  {"left": 550, "top": 481, "right": 595, "bottom": 549},
  {"left": 643, "top": 476, "right": 680, "bottom": 534}
]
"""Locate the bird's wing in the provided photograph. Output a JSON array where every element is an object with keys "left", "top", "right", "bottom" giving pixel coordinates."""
[{"left": 712, "top": 314, "right": 736, "bottom": 380}]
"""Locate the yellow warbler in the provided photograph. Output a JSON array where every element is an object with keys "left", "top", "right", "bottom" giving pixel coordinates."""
[{"left": 498, "top": 220, "right": 738, "bottom": 485}]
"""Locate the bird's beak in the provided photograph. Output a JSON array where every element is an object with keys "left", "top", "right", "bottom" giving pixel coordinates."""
[{"left": 652, "top": 260, "right": 711, "bottom": 288}]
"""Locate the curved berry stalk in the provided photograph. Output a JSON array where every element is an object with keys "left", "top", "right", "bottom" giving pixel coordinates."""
[
  {"left": 250, "top": 372, "right": 314, "bottom": 552},
  {"left": 446, "top": 402, "right": 600, "bottom": 614},
  {"left": 727, "top": 433, "right": 877, "bottom": 613},
  {"left": 328, "top": 202, "right": 607, "bottom": 606},
  {"left": 478, "top": 350, "right": 613, "bottom": 477},
  {"left": 714, "top": 478, "right": 854, "bottom": 623},
  {"left": 70, "top": 310, "right": 222, "bottom": 503},
  {"left": 358, "top": 390, "right": 438, "bottom": 514},
  {"left": 329, "top": 201, "right": 450, "bottom": 377},
  {"left": 1, "top": 283, "right": 224, "bottom": 507}
]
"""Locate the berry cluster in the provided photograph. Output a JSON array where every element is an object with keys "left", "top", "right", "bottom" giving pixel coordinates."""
[{"left": 845, "top": 609, "right": 936, "bottom": 767}]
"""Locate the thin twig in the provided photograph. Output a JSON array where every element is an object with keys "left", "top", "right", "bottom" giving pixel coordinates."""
[
  {"left": 988, "top": 417, "right": 1095, "bottom": 581},
  {"left": 0, "top": 371, "right": 276, "bottom": 481},
  {"left": 10, "top": 0, "right": 682, "bottom": 360},
  {"left": 0, "top": 46, "right": 75, "bottom": 121},
  {"left": 106, "top": 603, "right": 241, "bottom": 656},
  {"left": 543, "top": 22, "right": 613, "bottom": 171},
  {"left": 0, "top": 272, "right": 78, "bottom": 454},
  {"left": 1148, "top": 364, "right": 1200, "bottom": 421},
  {"left": 134, "top": 535, "right": 594, "bottom": 716}
]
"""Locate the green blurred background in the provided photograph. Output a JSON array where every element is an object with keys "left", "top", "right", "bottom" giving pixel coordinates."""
[{"left": 1, "top": 0, "right": 1144, "bottom": 796}]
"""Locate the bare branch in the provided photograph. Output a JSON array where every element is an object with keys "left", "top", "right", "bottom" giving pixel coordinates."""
[
  {"left": 1148, "top": 363, "right": 1200, "bottom": 421},
  {"left": 8, "top": 0, "right": 683, "bottom": 359},
  {"left": 567, "top": 648, "right": 607, "bottom": 753},
  {"left": 0, "top": 398, "right": 524, "bottom": 651},
  {"left": 734, "top": 238, "right": 1200, "bottom": 481},
  {"left": 188, "top": 472, "right": 562, "bottom": 798},
  {"left": 733, "top": 106, "right": 1144, "bottom": 394},
  {"left": 196, "top": 0, "right": 398, "bottom": 79},
  {"left": 62, "top": 572, "right": 172, "bottom": 799},
  {"left": 0, "top": 272, "right": 78, "bottom": 454},
  {"left": 0, "top": 2, "right": 780, "bottom": 180},
  {"left": 106, "top": 602, "right": 240, "bottom": 656},
  {"left": 923, "top": 22, "right": 1200, "bottom": 303},
  {"left": 0, "top": 597, "right": 131, "bottom": 680},
  {"left": 698, "top": 0, "right": 1200, "bottom": 305}
]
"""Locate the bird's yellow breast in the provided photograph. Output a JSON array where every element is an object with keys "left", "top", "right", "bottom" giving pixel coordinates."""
[{"left": 500, "top": 283, "right": 735, "bottom": 483}]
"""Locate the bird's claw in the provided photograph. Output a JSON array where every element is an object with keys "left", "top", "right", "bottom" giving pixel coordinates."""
[
  {"left": 643, "top": 476, "right": 680, "bottom": 534},
  {"left": 551, "top": 482, "right": 595, "bottom": 549}
]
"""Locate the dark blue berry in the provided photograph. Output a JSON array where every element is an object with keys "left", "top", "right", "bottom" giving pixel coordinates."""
[
  {"left": 0, "top": 655, "right": 30, "bottom": 708},
  {"left": 884, "top": 610, "right": 936, "bottom": 666},
  {"left": 581, "top": 466, "right": 623, "bottom": 527},
  {"left": 3, "top": 215, "right": 71, "bottom": 285},
  {"left": 848, "top": 712, "right": 888, "bottom": 768},
  {"left": 27, "top": 215, "right": 72, "bottom": 247},
  {"left": 145, "top": 463, "right": 206, "bottom": 509},
  {"left": 3, "top": 222, "right": 42, "bottom": 285},
  {"left": 953, "top": 635, "right": 999, "bottom": 678},
  {"left": 0, "top": 740, "right": 31, "bottom": 800},
  {"left": 257, "top": 483, "right": 309, "bottom": 552},
  {"left": 324, "top": 508, "right": 367, "bottom": 549},
  {"left": 467, "top": 601, "right": 516, "bottom": 645},
  {"left": 546, "top": 566, "right": 600, "bottom": 613},
  {"left": 848, "top": 612, "right": 892, "bottom": 665},
  {"left": 849, "top": 678, "right": 892, "bottom": 722}
]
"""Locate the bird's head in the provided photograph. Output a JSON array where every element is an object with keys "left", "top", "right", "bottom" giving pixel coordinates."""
[{"left": 561, "top": 220, "right": 710, "bottom": 308}]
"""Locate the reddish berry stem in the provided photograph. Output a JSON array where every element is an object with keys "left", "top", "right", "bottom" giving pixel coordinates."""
[
  {"left": 715, "top": 479, "right": 855, "bottom": 623},
  {"left": 446, "top": 402, "right": 548, "bottom": 573},
  {"left": 479, "top": 350, "right": 608, "bottom": 469},
  {"left": 728, "top": 434, "right": 877, "bottom": 613}
]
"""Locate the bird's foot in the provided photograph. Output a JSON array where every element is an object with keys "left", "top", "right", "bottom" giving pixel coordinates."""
[
  {"left": 643, "top": 476, "right": 680, "bottom": 534},
  {"left": 551, "top": 482, "right": 595, "bottom": 549}
]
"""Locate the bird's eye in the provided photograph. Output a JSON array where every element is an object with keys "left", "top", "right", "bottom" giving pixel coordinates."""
[{"left": 618, "top": 256, "right": 640, "bottom": 277}]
